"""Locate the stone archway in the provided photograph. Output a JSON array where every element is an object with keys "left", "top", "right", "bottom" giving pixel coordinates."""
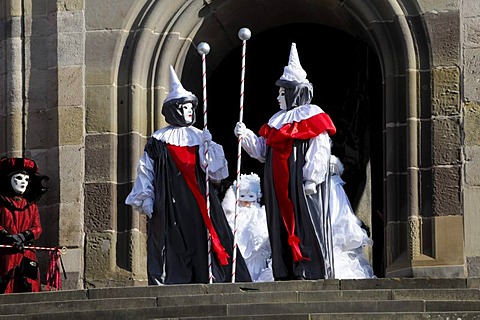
[
  {"left": 188, "top": 23, "right": 384, "bottom": 276},
  {"left": 180, "top": 0, "right": 427, "bottom": 277},
  {"left": 114, "top": 0, "right": 464, "bottom": 285}
]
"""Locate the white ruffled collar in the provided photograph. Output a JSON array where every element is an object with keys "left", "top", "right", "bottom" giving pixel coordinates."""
[
  {"left": 267, "top": 104, "right": 324, "bottom": 129},
  {"left": 152, "top": 126, "right": 202, "bottom": 146}
]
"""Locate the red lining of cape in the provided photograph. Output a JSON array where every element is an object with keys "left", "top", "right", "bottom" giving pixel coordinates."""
[{"left": 167, "top": 144, "right": 229, "bottom": 266}]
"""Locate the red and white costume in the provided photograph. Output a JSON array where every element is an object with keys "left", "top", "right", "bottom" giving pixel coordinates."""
[{"left": 0, "top": 157, "right": 46, "bottom": 293}]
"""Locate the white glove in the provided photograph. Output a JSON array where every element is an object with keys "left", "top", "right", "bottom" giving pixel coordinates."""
[
  {"left": 234, "top": 122, "right": 247, "bottom": 137},
  {"left": 304, "top": 181, "right": 317, "bottom": 195},
  {"left": 202, "top": 129, "right": 212, "bottom": 144},
  {"left": 142, "top": 197, "right": 153, "bottom": 218}
]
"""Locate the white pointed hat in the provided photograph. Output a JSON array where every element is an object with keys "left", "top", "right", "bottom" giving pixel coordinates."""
[
  {"left": 278, "top": 43, "right": 309, "bottom": 84},
  {"left": 164, "top": 65, "right": 195, "bottom": 103}
]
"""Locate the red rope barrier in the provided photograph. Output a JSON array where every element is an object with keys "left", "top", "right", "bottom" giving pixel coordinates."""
[
  {"left": 0, "top": 245, "right": 67, "bottom": 291},
  {"left": 46, "top": 250, "right": 62, "bottom": 291}
]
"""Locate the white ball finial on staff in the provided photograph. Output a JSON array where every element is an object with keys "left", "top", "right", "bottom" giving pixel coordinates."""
[
  {"left": 238, "top": 27, "right": 251, "bottom": 41},
  {"left": 232, "top": 27, "right": 251, "bottom": 283},
  {"left": 197, "top": 41, "right": 214, "bottom": 284},
  {"left": 197, "top": 42, "right": 211, "bottom": 55},
  {"left": 197, "top": 42, "right": 210, "bottom": 128}
]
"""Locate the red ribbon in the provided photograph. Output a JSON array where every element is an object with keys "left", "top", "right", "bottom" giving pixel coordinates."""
[
  {"left": 288, "top": 235, "right": 306, "bottom": 262},
  {"left": 167, "top": 145, "right": 229, "bottom": 266},
  {"left": 46, "top": 249, "right": 62, "bottom": 291}
]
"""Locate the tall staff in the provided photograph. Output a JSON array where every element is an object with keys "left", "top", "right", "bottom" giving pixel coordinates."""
[
  {"left": 197, "top": 41, "right": 214, "bottom": 284},
  {"left": 232, "top": 27, "right": 251, "bottom": 283}
]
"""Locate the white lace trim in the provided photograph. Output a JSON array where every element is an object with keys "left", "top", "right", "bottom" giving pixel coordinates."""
[
  {"left": 267, "top": 104, "right": 325, "bottom": 129},
  {"left": 152, "top": 126, "right": 202, "bottom": 146}
]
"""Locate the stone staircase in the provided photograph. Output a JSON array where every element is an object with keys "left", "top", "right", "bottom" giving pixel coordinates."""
[{"left": 1, "top": 278, "right": 480, "bottom": 319}]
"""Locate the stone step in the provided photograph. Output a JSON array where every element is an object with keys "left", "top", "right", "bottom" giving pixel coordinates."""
[
  {"left": 0, "top": 278, "right": 479, "bottom": 319},
  {"left": 2, "top": 287, "right": 480, "bottom": 311},
  {"left": 2, "top": 300, "right": 480, "bottom": 320},
  {"left": 4, "top": 312, "right": 480, "bottom": 320},
  {"left": 85, "top": 278, "right": 480, "bottom": 300},
  {"left": 182, "top": 313, "right": 480, "bottom": 320},
  {"left": 1, "top": 277, "right": 477, "bottom": 305},
  {"left": 2, "top": 297, "right": 480, "bottom": 317}
]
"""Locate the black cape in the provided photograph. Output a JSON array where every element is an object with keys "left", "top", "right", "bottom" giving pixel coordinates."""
[{"left": 145, "top": 138, "right": 252, "bottom": 284}]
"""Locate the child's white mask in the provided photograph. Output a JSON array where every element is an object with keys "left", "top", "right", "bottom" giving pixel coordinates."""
[{"left": 239, "top": 190, "right": 257, "bottom": 204}]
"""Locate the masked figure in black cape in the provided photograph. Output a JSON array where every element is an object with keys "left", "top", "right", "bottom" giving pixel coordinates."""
[
  {"left": 235, "top": 43, "right": 336, "bottom": 280},
  {"left": 126, "top": 66, "right": 251, "bottom": 284}
]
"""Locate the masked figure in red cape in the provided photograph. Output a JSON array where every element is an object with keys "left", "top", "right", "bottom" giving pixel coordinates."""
[
  {"left": 235, "top": 43, "right": 336, "bottom": 280},
  {"left": 0, "top": 157, "right": 49, "bottom": 293},
  {"left": 126, "top": 66, "right": 251, "bottom": 285}
]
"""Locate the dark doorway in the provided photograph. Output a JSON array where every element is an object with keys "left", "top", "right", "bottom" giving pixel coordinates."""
[{"left": 195, "top": 23, "right": 384, "bottom": 277}]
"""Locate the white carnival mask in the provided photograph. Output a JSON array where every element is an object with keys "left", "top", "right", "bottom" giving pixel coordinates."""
[
  {"left": 234, "top": 173, "right": 262, "bottom": 207},
  {"left": 239, "top": 190, "right": 257, "bottom": 204},
  {"left": 178, "top": 102, "right": 193, "bottom": 123},
  {"left": 11, "top": 172, "right": 30, "bottom": 195},
  {"left": 277, "top": 87, "right": 287, "bottom": 110}
]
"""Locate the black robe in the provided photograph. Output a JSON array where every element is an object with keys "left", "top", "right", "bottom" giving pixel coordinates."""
[
  {"left": 145, "top": 138, "right": 251, "bottom": 284},
  {"left": 263, "top": 140, "right": 333, "bottom": 280}
]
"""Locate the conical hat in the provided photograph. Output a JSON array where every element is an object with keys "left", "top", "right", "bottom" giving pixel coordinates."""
[
  {"left": 164, "top": 65, "right": 195, "bottom": 103},
  {"left": 278, "top": 43, "right": 308, "bottom": 84}
]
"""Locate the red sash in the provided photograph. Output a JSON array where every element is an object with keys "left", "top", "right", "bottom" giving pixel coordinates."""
[{"left": 167, "top": 144, "right": 229, "bottom": 266}]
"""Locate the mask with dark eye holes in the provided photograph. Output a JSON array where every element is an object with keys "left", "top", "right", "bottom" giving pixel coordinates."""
[
  {"left": 277, "top": 87, "right": 287, "bottom": 110},
  {"left": 10, "top": 172, "right": 30, "bottom": 195},
  {"left": 238, "top": 190, "right": 257, "bottom": 207},
  {"left": 177, "top": 102, "right": 194, "bottom": 124},
  {"left": 235, "top": 173, "right": 262, "bottom": 208}
]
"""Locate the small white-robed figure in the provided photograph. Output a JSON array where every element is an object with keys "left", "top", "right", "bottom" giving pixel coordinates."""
[{"left": 221, "top": 173, "right": 274, "bottom": 282}]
